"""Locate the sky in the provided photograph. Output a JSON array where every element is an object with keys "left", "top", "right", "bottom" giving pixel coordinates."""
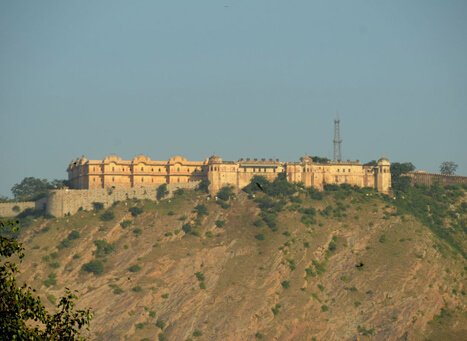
[{"left": 1, "top": 0, "right": 466, "bottom": 198}]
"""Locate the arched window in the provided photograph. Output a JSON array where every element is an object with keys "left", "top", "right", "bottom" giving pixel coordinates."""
[
  {"left": 177, "top": 167, "right": 180, "bottom": 172},
  {"left": 159, "top": 168, "right": 161, "bottom": 172},
  {"left": 112, "top": 167, "right": 115, "bottom": 172},
  {"left": 142, "top": 178, "right": 144, "bottom": 182},
  {"left": 141, "top": 167, "right": 144, "bottom": 171},
  {"left": 112, "top": 177, "right": 115, "bottom": 182},
  {"left": 152, "top": 168, "right": 154, "bottom": 172}
]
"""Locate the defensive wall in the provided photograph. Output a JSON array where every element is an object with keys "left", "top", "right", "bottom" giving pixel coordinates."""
[
  {"left": 46, "top": 182, "right": 199, "bottom": 217},
  {"left": 405, "top": 172, "right": 467, "bottom": 187},
  {"left": 0, "top": 202, "right": 36, "bottom": 218}
]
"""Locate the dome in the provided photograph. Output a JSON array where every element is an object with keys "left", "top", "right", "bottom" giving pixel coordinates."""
[
  {"left": 132, "top": 154, "right": 151, "bottom": 163},
  {"left": 208, "top": 155, "right": 223, "bottom": 164},
  {"left": 168, "top": 155, "right": 188, "bottom": 163},
  {"left": 377, "top": 157, "right": 390, "bottom": 165},
  {"left": 104, "top": 154, "right": 122, "bottom": 162},
  {"left": 301, "top": 155, "right": 313, "bottom": 164}
]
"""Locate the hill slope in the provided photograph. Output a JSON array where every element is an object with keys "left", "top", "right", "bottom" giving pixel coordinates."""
[{"left": 16, "top": 186, "right": 467, "bottom": 340}]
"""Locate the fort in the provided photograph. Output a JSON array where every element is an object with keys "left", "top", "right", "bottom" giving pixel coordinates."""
[
  {"left": 0, "top": 154, "right": 393, "bottom": 218},
  {"left": 67, "top": 153, "right": 391, "bottom": 193}
]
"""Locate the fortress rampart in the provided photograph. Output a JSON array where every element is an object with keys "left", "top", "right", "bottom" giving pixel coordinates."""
[
  {"left": 46, "top": 182, "right": 199, "bottom": 217},
  {"left": 405, "top": 172, "right": 467, "bottom": 187}
]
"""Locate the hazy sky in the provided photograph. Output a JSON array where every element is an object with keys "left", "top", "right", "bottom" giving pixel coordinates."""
[{"left": 1, "top": 1, "right": 466, "bottom": 197}]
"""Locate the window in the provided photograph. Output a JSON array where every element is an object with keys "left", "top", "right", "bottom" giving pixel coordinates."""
[
  {"left": 177, "top": 167, "right": 180, "bottom": 172},
  {"left": 159, "top": 168, "right": 161, "bottom": 172},
  {"left": 112, "top": 177, "right": 115, "bottom": 182},
  {"left": 112, "top": 167, "right": 115, "bottom": 172},
  {"left": 152, "top": 168, "right": 154, "bottom": 172},
  {"left": 142, "top": 178, "right": 144, "bottom": 182},
  {"left": 244, "top": 168, "right": 246, "bottom": 172},
  {"left": 141, "top": 167, "right": 144, "bottom": 171}
]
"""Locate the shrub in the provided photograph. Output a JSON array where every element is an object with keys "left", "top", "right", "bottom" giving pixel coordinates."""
[
  {"left": 379, "top": 234, "right": 387, "bottom": 243},
  {"left": 94, "top": 240, "right": 115, "bottom": 257},
  {"left": 149, "top": 311, "right": 156, "bottom": 318},
  {"left": 155, "top": 319, "right": 165, "bottom": 330},
  {"left": 12, "top": 205, "right": 21, "bottom": 212},
  {"left": 167, "top": 210, "right": 175, "bottom": 216},
  {"left": 215, "top": 220, "right": 225, "bottom": 228},
  {"left": 67, "top": 230, "right": 80, "bottom": 240},
  {"left": 255, "top": 332, "right": 264, "bottom": 339},
  {"left": 271, "top": 304, "right": 281, "bottom": 316},
  {"left": 182, "top": 223, "right": 192, "bottom": 234},
  {"left": 217, "top": 186, "right": 234, "bottom": 201},
  {"left": 193, "top": 330, "right": 202, "bottom": 337},
  {"left": 156, "top": 184, "right": 168, "bottom": 200},
  {"left": 132, "top": 286, "right": 143, "bottom": 293},
  {"left": 92, "top": 202, "right": 104, "bottom": 211},
  {"left": 129, "top": 206, "right": 143, "bottom": 217},
  {"left": 199, "top": 282, "right": 206, "bottom": 290},
  {"left": 82, "top": 260, "right": 104, "bottom": 275},
  {"left": 132, "top": 228, "right": 142, "bottom": 236},
  {"left": 120, "top": 220, "right": 132, "bottom": 228},
  {"left": 219, "top": 201, "right": 230, "bottom": 209},
  {"left": 197, "top": 178, "right": 210, "bottom": 193},
  {"left": 174, "top": 188, "right": 185, "bottom": 196},
  {"left": 43, "top": 273, "right": 57, "bottom": 287},
  {"left": 194, "top": 204, "right": 208, "bottom": 216},
  {"left": 303, "top": 242, "right": 310, "bottom": 248},
  {"left": 321, "top": 305, "right": 329, "bottom": 312},
  {"left": 100, "top": 210, "right": 115, "bottom": 221},
  {"left": 281, "top": 280, "right": 290, "bottom": 289},
  {"left": 253, "top": 219, "right": 264, "bottom": 227},
  {"left": 58, "top": 239, "right": 72, "bottom": 249},
  {"left": 135, "top": 323, "right": 145, "bottom": 330},
  {"left": 128, "top": 265, "right": 141, "bottom": 273},
  {"left": 195, "top": 272, "right": 205, "bottom": 281},
  {"left": 161, "top": 293, "right": 169, "bottom": 299},
  {"left": 49, "top": 262, "right": 60, "bottom": 269},
  {"left": 255, "top": 234, "right": 265, "bottom": 241}
]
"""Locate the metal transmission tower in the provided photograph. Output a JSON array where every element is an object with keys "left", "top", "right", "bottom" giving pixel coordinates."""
[{"left": 333, "top": 118, "right": 342, "bottom": 162}]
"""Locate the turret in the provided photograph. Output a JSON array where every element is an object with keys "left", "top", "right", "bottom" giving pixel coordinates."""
[{"left": 376, "top": 157, "right": 391, "bottom": 194}]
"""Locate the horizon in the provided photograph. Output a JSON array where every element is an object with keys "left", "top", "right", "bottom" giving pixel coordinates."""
[{"left": 1, "top": 1, "right": 466, "bottom": 198}]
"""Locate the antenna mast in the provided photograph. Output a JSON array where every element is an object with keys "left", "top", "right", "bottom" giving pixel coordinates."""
[{"left": 333, "top": 117, "right": 342, "bottom": 162}]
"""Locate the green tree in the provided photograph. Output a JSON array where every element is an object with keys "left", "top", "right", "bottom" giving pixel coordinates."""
[
  {"left": 156, "top": 184, "right": 168, "bottom": 200},
  {"left": 390, "top": 162, "right": 416, "bottom": 192},
  {"left": 197, "top": 179, "right": 210, "bottom": 193},
  {"left": 0, "top": 219, "right": 92, "bottom": 339},
  {"left": 440, "top": 161, "right": 458, "bottom": 176},
  {"left": 11, "top": 177, "right": 50, "bottom": 201},
  {"left": 217, "top": 186, "right": 234, "bottom": 201}
]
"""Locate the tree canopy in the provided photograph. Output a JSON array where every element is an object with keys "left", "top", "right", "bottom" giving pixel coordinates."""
[
  {"left": 11, "top": 177, "right": 69, "bottom": 201},
  {"left": 390, "top": 162, "right": 416, "bottom": 192},
  {"left": 440, "top": 161, "right": 458, "bottom": 176},
  {"left": 0, "top": 219, "right": 92, "bottom": 339}
]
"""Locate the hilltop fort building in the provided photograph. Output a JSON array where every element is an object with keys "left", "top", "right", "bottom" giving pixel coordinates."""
[{"left": 67, "top": 154, "right": 391, "bottom": 195}]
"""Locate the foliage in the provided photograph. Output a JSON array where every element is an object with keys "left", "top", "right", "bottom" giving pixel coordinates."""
[
  {"left": 244, "top": 174, "right": 298, "bottom": 197},
  {"left": 194, "top": 204, "right": 208, "bottom": 217},
  {"left": 0, "top": 219, "right": 93, "bottom": 339},
  {"left": 129, "top": 206, "right": 143, "bottom": 217},
  {"left": 82, "top": 260, "right": 104, "bottom": 275},
  {"left": 100, "top": 210, "right": 115, "bottom": 221},
  {"left": 311, "top": 156, "right": 330, "bottom": 163},
  {"left": 93, "top": 240, "right": 115, "bottom": 258},
  {"left": 120, "top": 220, "right": 132, "bottom": 229},
  {"left": 68, "top": 230, "right": 80, "bottom": 240},
  {"left": 92, "top": 202, "right": 104, "bottom": 211},
  {"left": 193, "top": 329, "right": 202, "bottom": 337},
  {"left": 132, "top": 228, "right": 142, "bottom": 236},
  {"left": 11, "top": 177, "right": 54, "bottom": 201},
  {"left": 215, "top": 220, "right": 225, "bottom": 228},
  {"left": 255, "top": 233, "right": 265, "bottom": 241},
  {"left": 43, "top": 273, "right": 57, "bottom": 287},
  {"left": 195, "top": 272, "right": 205, "bottom": 282},
  {"left": 128, "top": 265, "right": 141, "bottom": 273},
  {"left": 281, "top": 280, "right": 290, "bottom": 289},
  {"left": 271, "top": 303, "right": 281, "bottom": 316},
  {"left": 155, "top": 319, "right": 165, "bottom": 330},
  {"left": 197, "top": 179, "right": 210, "bottom": 193},
  {"left": 390, "top": 162, "right": 416, "bottom": 192},
  {"left": 132, "top": 286, "right": 142, "bottom": 293},
  {"left": 217, "top": 186, "right": 234, "bottom": 201},
  {"left": 182, "top": 223, "right": 192, "bottom": 234},
  {"left": 156, "top": 184, "right": 168, "bottom": 200},
  {"left": 440, "top": 161, "right": 458, "bottom": 175}
]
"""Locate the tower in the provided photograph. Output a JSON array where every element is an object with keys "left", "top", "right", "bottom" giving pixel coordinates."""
[{"left": 333, "top": 118, "right": 342, "bottom": 162}]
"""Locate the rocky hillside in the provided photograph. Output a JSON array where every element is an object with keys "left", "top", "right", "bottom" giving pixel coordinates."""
[{"left": 15, "top": 184, "right": 467, "bottom": 340}]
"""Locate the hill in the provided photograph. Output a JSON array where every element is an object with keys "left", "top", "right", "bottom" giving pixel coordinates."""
[{"left": 14, "top": 183, "right": 467, "bottom": 340}]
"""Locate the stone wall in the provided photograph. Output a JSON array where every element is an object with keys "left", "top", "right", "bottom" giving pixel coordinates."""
[
  {"left": 0, "top": 202, "right": 36, "bottom": 218},
  {"left": 46, "top": 182, "right": 200, "bottom": 217},
  {"left": 405, "top": 172, "right": 467, "bottom": 187}
]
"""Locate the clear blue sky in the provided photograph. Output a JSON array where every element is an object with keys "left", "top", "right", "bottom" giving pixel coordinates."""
[{"left": 1, "top": 1, "right": 466, "bottom": 198}]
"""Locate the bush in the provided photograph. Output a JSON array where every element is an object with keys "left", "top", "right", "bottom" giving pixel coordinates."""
[
  {"left": 120, "top": 220, "right": 132, "bottom": 228},
  {"left": 197, "top": 179, "right": 210, "bottom": 193},
  {"left": 156, "top": 184, "right": 168, "bottom": 200},
  {"left": 128, "top": 265, "right": 141, "bottom": 273},
  {"left": 12, "top": 205, "right": 20, "bottom": 212},
  {"left": 132, "top": 228, "right": 142, "bottom": 236},
  {"left": 155, "top": 319, "right": 165, "bottom": 330},
  {"left": 82, "top": 260, "right": 104, "bottom": 275},
  {"left": 58, "top": 239, "right": 72, "bottom": 250},
  {"left": 193, "top": 329, "right": 202, "bottom": 337},
  {"left": 135, "top": 323, "right": 145, "bottom": 330},
  {"left": 132, "top": 286, "right": 143, "bottom": 293},
  {"left": 94, "top": 240, "right": 115, "bottom": 257},
  {"left": 195, "top": 272, "right": 205, "bottom": 281},
  {"left": 379, "top": 234, "right": 387, "bottom": 243},
  {"left": 271, "top": 304, "right": 281, "bottom": 316},
  {"left": 321, "top": 305, "right": 329, "bottom": 312},
  {"left": 253, "top": 219, "right": 264, "bottom": 227},
  {"left": 255, "top": 234, "right": 265, "bottom": 241},
  {"left": 281, "top": 280, "right": 290, "bottom": 289},
  {"left": 100, "top": 210, "right": 115, "bottom": 221},
  {"left": 67, "top": 230, "right": 80, "bottom": 240},
  {"left": 92, "top": 202, "right": 104, "bottom": 211},
  {"left": 194, "top": 204, "right": 208, "bottom": 216},
  {"left": 215, "top": 220, "right": 225, "bottom": 228},
  {"left": 43, "top": 273, "right": 57, "bottom": 287},
  {"left": 217, "top": 186, "right": 234, "bottom": 201},
  {"left": 129, "top": 206, "right": 143, "bottom": 217},
  {"left": 182, "top": 223, "right": 192, "bottom": 234},
  {"left": 174, "top": 188, "right": 185, "bottom": 196}
]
